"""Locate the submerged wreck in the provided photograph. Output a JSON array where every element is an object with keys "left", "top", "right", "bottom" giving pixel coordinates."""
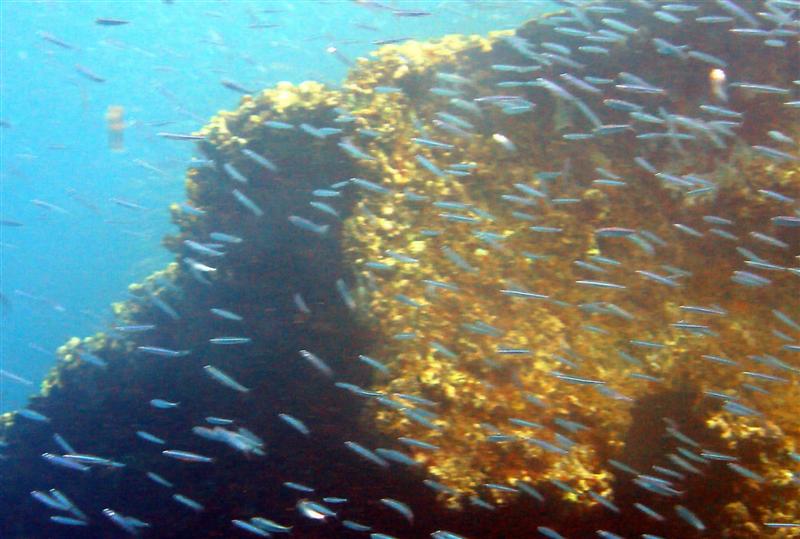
[{"left": 2, "top": 1, "right": 799, "bottom": 537}]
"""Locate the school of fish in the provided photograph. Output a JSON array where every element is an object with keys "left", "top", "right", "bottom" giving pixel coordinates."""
[{"left": 2, "top": 0, "right": 800, "bottom": 538}]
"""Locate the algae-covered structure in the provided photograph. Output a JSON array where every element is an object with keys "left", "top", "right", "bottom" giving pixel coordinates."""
[{"left": 2, "top": 1, "right": 799, "bottom": 538}]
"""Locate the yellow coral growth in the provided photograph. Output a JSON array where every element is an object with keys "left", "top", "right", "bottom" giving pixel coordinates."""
[{"left": 337, "top": 26, "right": 800, "bottom": 525}]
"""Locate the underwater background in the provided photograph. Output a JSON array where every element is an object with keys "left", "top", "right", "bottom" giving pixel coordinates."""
[{"left": 1, "top": 0, "right": 799, "bottom": 538}]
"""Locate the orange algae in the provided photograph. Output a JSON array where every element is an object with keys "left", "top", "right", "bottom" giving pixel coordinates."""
[{"left": 335, "top": 11, "right": 800, "bottom": 534}]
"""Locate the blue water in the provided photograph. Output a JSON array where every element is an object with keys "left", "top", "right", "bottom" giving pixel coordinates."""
[{"left": 0, "top": 1, "right": 550, "bottom": 412}]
